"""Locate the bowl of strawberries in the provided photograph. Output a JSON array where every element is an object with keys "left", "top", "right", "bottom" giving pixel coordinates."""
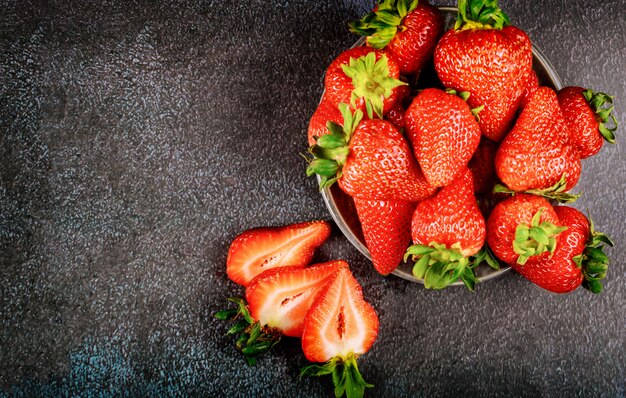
[{"left": 306, "top": 2, "right": 616, "bottom": 291}]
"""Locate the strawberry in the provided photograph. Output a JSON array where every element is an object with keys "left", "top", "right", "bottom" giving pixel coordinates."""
[
  {"left": 324, "top": 47, "right": 405, "bottom": 119},
  {"left": 308, "top": 97, "right": 343, "bottom": 146},
  {"left": 434, "top": 0, "right": 532, "bottom": 142},
  {"left": 405, "top": 168, "right": 486, "bottom": 290},
  {"left": 486, "top": 194, "right": 567, "bottom": 266},
  {"left": 557, "top": 86, "right": 618, "bottom": 159},
  {"left": 516, "top": 206, "right": 613, "bottom": 293},
  {"left": 404, "top": 88, "right": 482, "bottom": 187},
  {"left": 354, "top": 198, "right": 416, "bottom": 275},
  {"left": 301, "top": 267, "right": 379, "bottom": 398},
  {"left": 246, "top": 261, "right": 348, "bottom": 337},
  {"left": 306, "top": 104, "right": 436, "bottom": 201},
  {"left": 349, "top": 0, "right": 444, "bottom": 75},
  {"left": 495, "top": 87, "right": 581, "bottom": 199},
  {"left": 226, "top": 220, "right": 331, "bottom": 286},
  {"left": 519, "top": 69, "right": 539, "bottom": 109},
  {"left": 383, "top": 84, "right": 411, "bottom": 130},
  {"left": 468, "top": 137, "right": 499, "bottom": 195}
]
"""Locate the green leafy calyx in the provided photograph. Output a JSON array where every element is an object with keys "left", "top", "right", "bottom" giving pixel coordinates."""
[
  {"left": 512, "top": 208, "right": 567, "bottom": 265},
  {"left": 301, "top": 354, "right": 373, "bottom": 398},
  {"left": 305, "top": 104, "right": 363, "bottom": 190},
  {"left": 575, "top": 216, "right": 614, "bottom": 294},
  {"left": 493, "top": 174, "right": 581, "bottom": 204},
  {"left": 455, "top": 0, "right": 510, "bottom": 31},
  {"left": 215, "top": 298, "right": 281, "bottom": 366},
  {"left": 582, "top": 89, "right": 618, "bottom": 144},
  {"left": 349, "top": 0, "right": 419, "bottom": 49},
  {"left": 341, "top": 52, "right": 406, "bottom": 119},
  {"left": 404, "top": 242, "right": 477, "bottom": 291}
]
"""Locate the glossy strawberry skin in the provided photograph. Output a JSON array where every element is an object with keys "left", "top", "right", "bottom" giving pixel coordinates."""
[
  {"left": 308, "top": 97, "right": 343, "bottom": 146},
  {"left": 434, "top": 26, "right": 532, "bottom": 142},
  {"left": 324, "top": 47, "right": 403, "bottom": 117},
  {"left": 354, "top": 198, "right": 416, "bottom": 275},
  {"left": 246, "top": 261, "right": 348, "bottom": 338},
  {"left": 339, "top": 119, "right": 437, "bottom": 201},
  {"left": 411, "top": 168, "right": 485, "bottom": 257},
  {"left": 496, "top": 87, "right": 581, "bottom": 192},
  {"left": 405, "top": 88, "right": 481, "bottom": 187},
  {"left": 518, "top": 206, "right": 589, "bottom": 293},
  {"left": 384, "top": 1, "right": 444, "bottom": 75},
  {"left": 226, "top": 221, "right": 331, "bottom": 286},
  {"left": 557, "top": 86, "right": 603, "bottom": 159},
  {"left": 468, "top": 137, "right": 499, "bottom": 195},
  {"left": 486, "top": 194, "right": 560, "bottom": 265},
  {"left": 301, "top": 267, "right": 379, "bottom": 363},
  {"left": 519, "top": 69, "right": 539, "bottom": 110}
]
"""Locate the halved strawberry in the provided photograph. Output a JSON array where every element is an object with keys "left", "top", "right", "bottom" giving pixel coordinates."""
[
  {"left": 245, "top": 261, "right": 348, "bottom": 338},
  {"left": 301, "top": 267, "right": 379, "bottom": 397},
  {"left": 226, "top": 221, "right": 331, "bottom": 286}
]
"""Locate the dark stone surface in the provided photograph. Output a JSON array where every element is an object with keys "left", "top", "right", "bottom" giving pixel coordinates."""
[{"left": 0, "top": 0, "right": 624, "bottom": 396}]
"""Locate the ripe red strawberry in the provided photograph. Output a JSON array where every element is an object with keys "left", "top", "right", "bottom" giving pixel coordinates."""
[
  {"left": 324, "top": 47, "right": 405, "bottom": 119},
  {"left": 495, "top": 87, "right": 581, "bottom": 195},
  {"left": 557, "top": 86, "right": 618, "bottom": 159},
  {"left": 486, "top": 194, "right": 566, "bottom": 266},
  {"left": 404, "top": 88, "right": 481, "bottom": 187},
  {"left": 354, "top": 198, "right": 416, "bottom": 275},
  {"left": 468, "top": 137, "right": 499, "bottom": 195},
  {"left": 349, "top": 0, "right": 444, "bottom": 75},
  {"left": 306, "top": 105, "right": 436, "bottom": 201},
  {"left": 434, "top": 0, "right": 532, "bottom": 142},
  {"left": 301, "top": 267, "right": 379, "bottom": 397},
  {"left": 308, "top": 97, "right": 343, "bottom": 146},
  {"left": 226, "top": 220, "right": 331, "bottom": 286},
  {"left": 517, "top": 206, "right": 613, "bottom": 293},
  {"left": 245, "top": 261, "right": 348, "bottom": 337},
  {"left": 405, "top": 168, "right": 486, "bottom": 290},
  {"left": 383, "top": 84, "right": 411, "bottom": 130},
  {"left": 519, "top": 70, "right": 539, "bottom": 109}
]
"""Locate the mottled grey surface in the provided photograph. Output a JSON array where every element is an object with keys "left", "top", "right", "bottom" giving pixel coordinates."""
[{"left": 0, "top": 0, "right": 624, "bottom": 397}]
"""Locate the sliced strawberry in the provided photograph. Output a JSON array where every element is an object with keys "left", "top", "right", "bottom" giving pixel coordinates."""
[
  {"left": 301, "top": 267, "right": 379, "bottom": 397},
  {"left": 226, "top": 221, "right": 331, "bottom": 286},
  {"left": 245, "top": 261, "right": 348, "bottom": 338}
]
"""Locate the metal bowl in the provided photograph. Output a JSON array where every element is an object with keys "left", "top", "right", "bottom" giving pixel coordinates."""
[{"left": 320, "top": 6, "right": 564, "bottom": 285}]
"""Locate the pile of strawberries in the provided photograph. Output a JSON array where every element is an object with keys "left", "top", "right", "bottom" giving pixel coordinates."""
[
  {"left": 218, "top": 0, "right": 617, "bottom": 396},
  {"left": 306, "top": 0, "right": 616, "bottom": 293}
]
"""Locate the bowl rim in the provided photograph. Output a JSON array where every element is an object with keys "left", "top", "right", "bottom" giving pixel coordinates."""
[{"left": 320, "top": 6, "right": 564, "bottom": 285}]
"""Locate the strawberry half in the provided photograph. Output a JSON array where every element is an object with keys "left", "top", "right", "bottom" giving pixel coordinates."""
[
  {"left": 557, "top": 86, "right": 618, "bottom": 159},
  {"left": 301, "top": 267, "right": 379, "bottom": 398},
  {"left": 349, "top": 0, "right": 444, "bottom": 75},
  {"left": 324, "top": 47, "right": 406, "bottom": 119},
  {"left": 354, "top": 198, "right": 417, "bottom": 275},
  {"left": 226, "top": 221, "right": 331, "bottom": 286},
  {"left": 517, "top": 206, "right": 613, "bottom": 294},
  {"left": 434, "top": 0, "right": 532, "bottom": 142},
  {"left": 246, "top": 261, "right": 348, "bottom": 337}
]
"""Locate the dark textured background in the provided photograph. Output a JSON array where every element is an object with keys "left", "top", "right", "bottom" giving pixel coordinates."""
[{"left": 1, "top": 0, "right": 624, "bottom": 396}]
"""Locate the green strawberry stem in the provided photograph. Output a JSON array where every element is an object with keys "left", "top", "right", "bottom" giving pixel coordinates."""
[
  {"left": 582, "top": 89, "right": 618, "bottom": 143},
  {"left": 573, "top": 216, "right": 614, "bottom": 294},
  {"left": 301, "top": 353, "right": 373, "bottom": 398},
  {"left": 493, "top": 174, "right": 581, "bottom": 204},
  {"left": 512, "top": 208, "right": 567, "bottom": 265},
  {"left": 472, "top": 245, "right": 501, "bottom": 270},
  {"left": 455, "top": 0, "right": 510, "bottom": 31},
  {"left": 215, "top": 297, "right": 281, "bottom": 366},
  {"left": 404, "top": 242, "right": 478, "bottom": 291},
  {"left": 349, "top": 0, "right": 419, "bottom": 49},
  {"left": 305, "top": 104, "right": 363, "bottom": 190},
  {"left": 341, "top": 52, "right": 406, "bottom": 119}
]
